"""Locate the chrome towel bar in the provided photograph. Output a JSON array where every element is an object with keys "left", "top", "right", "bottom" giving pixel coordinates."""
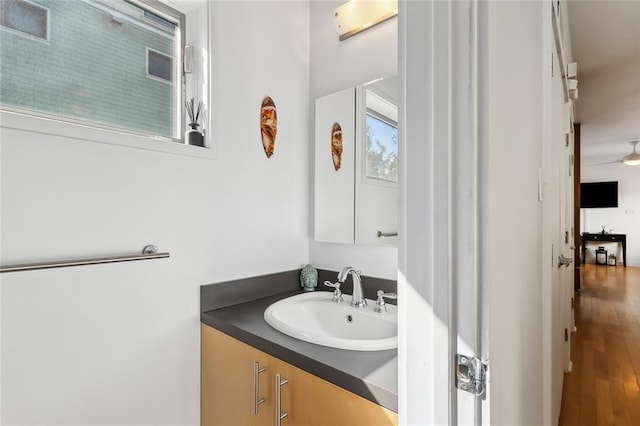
[{"left": 0, "top": 245, "right": 169, "bottom": 273}]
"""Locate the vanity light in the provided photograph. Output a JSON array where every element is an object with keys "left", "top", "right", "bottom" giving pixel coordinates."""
[{"left": 333, "top": 0, "right": 397, "bottom": 41}]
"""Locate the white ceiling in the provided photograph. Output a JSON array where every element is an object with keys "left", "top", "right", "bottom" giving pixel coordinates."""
[{"left": 567, "top": 0, "right": 640, "bottom": 164}]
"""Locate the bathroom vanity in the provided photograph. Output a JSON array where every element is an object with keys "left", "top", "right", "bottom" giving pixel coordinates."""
[
  {"left": 201, "top": 325, "right": 396, "bottom": 425},
  {"left": 200, "top": 270, "right": 398, "bottom": 426}
]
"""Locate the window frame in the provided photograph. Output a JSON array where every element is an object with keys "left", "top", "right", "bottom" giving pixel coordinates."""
[
  {"left": 131, "top": 0, "right": 185, "bottom": 140},
  {"left": 0, "top": 0, "right": 51, "bottom": 43},
  {"left": 0, "top": 107, "right": 217, "bottom": 160},
  {"left": 363, "top": 89, "right": 399, "bottom": 185},
  {"left": 0, "top": 0, "right": 190, "bottom": 145},
  {"left": 0, "top": 0, "right": 216, "bottom": 159}
]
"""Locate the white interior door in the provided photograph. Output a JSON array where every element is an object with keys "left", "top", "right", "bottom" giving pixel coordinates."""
[
  {"left": 545, "top": 40, "right": 567, "bottom": 426},
  {"left": 566, "top": 126, "right": 576, "bottom": 336},
  {"left": 561, "top": 108, "right": 575, "bottom": 373},
  {"left": 399, "top": 1, "right": 489, "bottom": 424},
  {"left": 558, "top": 107, "right": 569, "bottom": 376},
  {"left": 451, "top": 1, "right": 489, "bottom": 424}
]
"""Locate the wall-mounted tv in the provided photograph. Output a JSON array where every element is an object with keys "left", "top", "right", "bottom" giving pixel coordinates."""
[{"left": 580, "top": 181, "right": 618, "bottom": 208}]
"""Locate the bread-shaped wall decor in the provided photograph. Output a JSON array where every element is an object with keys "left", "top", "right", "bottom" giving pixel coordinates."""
[
  {"left": 331, "top": 122, "right": 343, "bottom": 171},
  {"left": 260, "top": 96, "right": 277, "bottom": 158}
]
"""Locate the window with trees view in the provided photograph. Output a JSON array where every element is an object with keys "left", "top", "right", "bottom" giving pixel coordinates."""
[
  {"left": 0, "top": 0, "right": 184, "bottom": 140},
  {"left": 365, "top": 111, "right": 398, "bottom": 183}
]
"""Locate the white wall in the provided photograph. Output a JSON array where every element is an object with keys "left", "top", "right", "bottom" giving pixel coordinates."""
[
  {"left": 308, "top": 0, "right": 398, "bottom": 280},
  {"left": 0, "top": 2, "right": 309, "bottom": 424},
  {"left": 580, "top": 165, "right": 640, "bottom": 266},
  {"left": 487, "top": 2, "right": 545, "bottom": 424}
]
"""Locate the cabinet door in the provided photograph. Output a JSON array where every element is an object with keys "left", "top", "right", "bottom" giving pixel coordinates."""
[
  {"left": 201, "top": 325, "right": 273, "bottom": 426},
  {"left": 314, "top": 87, "right": 356, "bottom": 244},
  {"left": 275, "top": 359, "right": 397, "bottom": 426}
]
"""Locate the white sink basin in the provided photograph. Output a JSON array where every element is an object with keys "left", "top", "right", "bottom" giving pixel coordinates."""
[{"left": 264, "top": 292, "right": 397, "bottom": 351}]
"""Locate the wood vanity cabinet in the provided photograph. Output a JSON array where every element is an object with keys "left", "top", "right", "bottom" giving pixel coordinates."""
[
  {"left": 201, "top": 324, "right": 397, "bottom": 426},
  {"left": 201, "top": 324, "right": 274, "bottom": 425}
]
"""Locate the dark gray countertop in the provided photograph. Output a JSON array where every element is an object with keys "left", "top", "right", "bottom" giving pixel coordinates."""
[{"left": 201, "top": 290, "right": 398, "bottom": 412}]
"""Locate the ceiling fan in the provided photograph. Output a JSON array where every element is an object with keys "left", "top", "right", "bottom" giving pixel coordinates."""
[{"left": 590, "top": 141, "right": 640, "bottom": 166}]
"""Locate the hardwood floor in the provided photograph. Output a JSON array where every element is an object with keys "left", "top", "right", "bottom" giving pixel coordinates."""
[{"left": 559, "top": 264, "right": 640, "bottom": 426}]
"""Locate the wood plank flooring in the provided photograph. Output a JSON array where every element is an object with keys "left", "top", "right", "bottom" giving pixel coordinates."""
[{"left": 559, "top": 264, "right": 640, "bottom": 426}]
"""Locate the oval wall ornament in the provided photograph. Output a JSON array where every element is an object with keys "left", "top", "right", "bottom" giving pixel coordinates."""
[
  {"left": 260, "top": 97, "right": 277, "bottom": 158},
  {"left": 331, "top": 122, "right": 343, "bottom": 171}
]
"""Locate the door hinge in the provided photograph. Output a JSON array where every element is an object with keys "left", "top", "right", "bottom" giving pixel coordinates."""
[
  {"left": 564, "top": 328, "right": 569, "bottom": 342},
  {"left": 571, "top": 297, "right": 574, "bottom": 309},
  {"left": 569, "top": 155, "right": 573, "bottom": 176},
  {"left": 455, "top": 354, "right": 487, "bottom": 398},
  {"left": 565, "top": 231, "right": 569, "bottom": 244}
]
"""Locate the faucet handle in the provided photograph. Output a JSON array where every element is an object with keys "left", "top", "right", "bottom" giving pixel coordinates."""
[
  {"left": 324, "top": 280, "right": 340, "bottom": 289},
  {"left": 374, "top": 290, "right": 397, "bottom": 313},
  {"left": 323, "top": 281, "right": 344, "bottom": 303}
]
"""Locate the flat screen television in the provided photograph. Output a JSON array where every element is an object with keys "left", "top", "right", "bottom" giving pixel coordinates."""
[{"left": 580, "top": 181, "right": 618, "bottom": 208}]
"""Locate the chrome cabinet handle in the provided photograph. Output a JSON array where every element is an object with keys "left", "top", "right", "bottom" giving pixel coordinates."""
[
  {"left": 275, "top": 374, "right": 288, "bottom": 425},
  {"left": 377, "top": 231, "right": 398, "bottom": 237},
  {"left": 253, "top": 362, "right": 266, "bottom": 415}
]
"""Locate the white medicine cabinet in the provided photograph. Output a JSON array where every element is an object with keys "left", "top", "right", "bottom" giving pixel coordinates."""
[{"left": 314, "top": 76, "right": 398, "bottom": 246}]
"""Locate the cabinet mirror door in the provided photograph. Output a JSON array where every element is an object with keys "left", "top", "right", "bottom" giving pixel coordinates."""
[
  {"left": 314, "top": 76, "right": 398, "bottom": 246},
  {"left": 314, "top": 87, "right": 356, "bottom": 244}
]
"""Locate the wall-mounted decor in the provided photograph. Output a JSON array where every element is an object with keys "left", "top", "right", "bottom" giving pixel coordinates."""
[
  {"left": 331, "top": 122, "right": 343, "bottom": 171},
  {"left": 260, "top": 96, "right": 277, "bottom": 158}
]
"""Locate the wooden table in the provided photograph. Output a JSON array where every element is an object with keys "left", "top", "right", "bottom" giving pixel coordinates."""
[{"left": 581, "top": 232, "right": 626, "bottom": 267}]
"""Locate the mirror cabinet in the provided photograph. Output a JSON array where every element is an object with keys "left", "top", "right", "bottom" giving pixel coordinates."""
[{"left": 314, "top": 76, "right": 398, "bottom": 246}]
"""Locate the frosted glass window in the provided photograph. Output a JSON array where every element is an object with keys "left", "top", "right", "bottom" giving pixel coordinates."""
[
  {"left": 365, "top": 112, "right": 398, "bottom": 183},
  {"left": 0, "top": 0, "right": 184, "bottom": 140}
]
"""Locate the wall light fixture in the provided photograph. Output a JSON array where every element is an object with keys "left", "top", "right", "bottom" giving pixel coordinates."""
[{"left": 333, "top": 0, "right": 397, "bottom": 42}]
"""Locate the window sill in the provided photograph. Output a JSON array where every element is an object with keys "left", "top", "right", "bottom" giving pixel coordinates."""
[{"left": 0, "top": 109, "right": 218, "bottom": 161}]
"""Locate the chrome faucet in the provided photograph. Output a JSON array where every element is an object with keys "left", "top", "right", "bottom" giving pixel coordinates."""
[{"left": 337, "top": 266, "right": 367, "bottom": 308}]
